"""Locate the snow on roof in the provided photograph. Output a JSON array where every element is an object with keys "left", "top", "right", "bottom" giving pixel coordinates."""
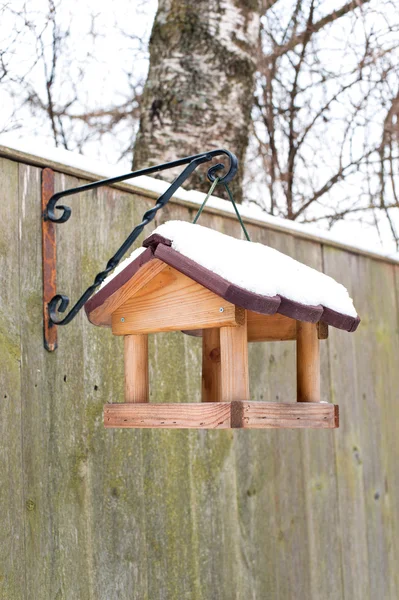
[
  {"left": 88, "top": 220, "right": 360, "bottom": 332},
  {"left": 151, "top": 221, "right": 358, "bottom": 317}
]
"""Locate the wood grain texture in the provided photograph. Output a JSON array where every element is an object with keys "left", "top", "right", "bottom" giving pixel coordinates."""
[
  {"left": 296, "top": 321, "right": 320, "bottom": 402},
  {"left": 323, "top": 247, "right": 375, "bottom": 600},
  {"left": 247, "top": 314, "right": 328, "bottom": 342},
  {"left": 220, "top": 311, "right": 250, "bottom": 402},
  {"left": 88, "top": 258, "right": 167, "bottom": 326},
  {"left": 261, "top": 230, "right": 312, "bottom": 600},
  {"left": 201, "top": 327, "right": 221, "bottom": 402},
  {"left": 0, "top": 158, "right": 25, "bottom": 600},
  {"left": 124, "top": 334, "right": 149, "bottom": 402},
  {"left": 325, "top": 249, "right": 399, "bottom": 600},
  {"left": 104, "top": 402, "right": 231, "bottom": 428},
  {"left": 247, "top": 311, "right": 296, "bottom": 341},
  {"left": 294, "top": 237, "right": 343, "bottom": 600},
  {"left": 112, "top": 265, "right": 244, "bottom": 335},
  {"left": 231, "top": 401, "right": 338, "bottom": 428},
  {"left": 185, "top": 314, "right": 329, "bottom": 342},
  {"left": 18, "top": 163, "right": 50, "bottom": 598},
  {"left": 80, "top": 185, "right": 150, "bottom": 598}
]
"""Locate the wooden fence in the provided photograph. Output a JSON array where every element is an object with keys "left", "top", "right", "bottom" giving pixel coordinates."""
[{"left": 1, "top": 147, "right": 398, "bottom": 599}]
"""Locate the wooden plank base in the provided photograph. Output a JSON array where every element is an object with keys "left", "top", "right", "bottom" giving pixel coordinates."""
[
  {"left": 104, "top": 401, "right": 339, "bottom": 429},
  {"left": 231, "top": 401, "right": 338, "bottom": 429},
  {"left": 104, "top": 402, "right": 231, "bottom": 429}
]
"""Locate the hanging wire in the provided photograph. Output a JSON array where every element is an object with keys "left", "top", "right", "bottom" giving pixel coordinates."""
[
  {"left": 193, "top": 177, "right": 251, "bottom": 241},
  {"left": 193, "top": 177, "right": 220, "bottom": 223},
  {"left": 224, "top": 183, "right": 251, "bottom": 241}
]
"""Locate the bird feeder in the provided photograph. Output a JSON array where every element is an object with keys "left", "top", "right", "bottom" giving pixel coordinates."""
[
  {"left": 84, "top": 221, "right": 360, "bottom": 430},
  {"left": 41, "top": 148, "right": 359, "bottom": 430}
]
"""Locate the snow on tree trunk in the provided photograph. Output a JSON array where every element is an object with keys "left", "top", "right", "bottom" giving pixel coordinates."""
[{"left": 133, "top": 0, "right": 262, "bottom": 202}]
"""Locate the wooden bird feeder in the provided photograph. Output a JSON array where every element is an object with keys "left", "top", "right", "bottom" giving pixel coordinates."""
[
  {"left": 41, "top": 149, "right": 359, "bottom": 430},
  {"left": 84, "top": 222, "right": 360, "bottom": 430}
]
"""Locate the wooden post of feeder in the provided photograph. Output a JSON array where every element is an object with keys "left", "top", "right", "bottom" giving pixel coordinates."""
[
  {"left": 220, "top": 309, "right": 249, "bottom": 402},
  {"left": 124, "top": 334, "right": 149, "bottom": 403},
  {"left": 296, "top": 321, "right": 320, "bottom": 402},
  {"left": 202, "top": 328, "right": 222, "bottom": 402}
]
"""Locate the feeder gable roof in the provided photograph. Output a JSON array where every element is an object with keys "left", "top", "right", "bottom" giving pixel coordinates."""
[{"left": 85, "top": 221, "right": 360, "bottom": 332}]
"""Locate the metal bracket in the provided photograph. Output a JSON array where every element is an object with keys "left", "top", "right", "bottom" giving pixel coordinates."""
[
  {"left": 42, "top": 168, "right": 57, "bottom": 351},
  {"left": 41, "top": 149, "right": 238, "bottom": 351}
]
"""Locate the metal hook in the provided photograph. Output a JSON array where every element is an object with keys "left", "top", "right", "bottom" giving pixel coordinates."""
[{"left": 44, "top": 149, "right": 238, "bottom": 330}]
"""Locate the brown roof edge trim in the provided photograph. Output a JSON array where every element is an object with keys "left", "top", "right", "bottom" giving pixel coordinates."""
[
  {"left": 278, "top": 297, "right": 323, "bottom": 323},
  {"left": 84, "top": 246, "right": 155, "bottom": 316},
  {"left": 84, "top": 236, "right": 360, "bottom": 333},
  {"left": 153, "top": 243, "right": 360, "bottom": 332},
  {"left": 143, "top": 233, "right": 172, "bottom": 250},
  {"left": 321, "top": 307, "right": 361, "bottom": 332},
  {"left": 153, "top": 244, "right": 281, "bottom": 315}
]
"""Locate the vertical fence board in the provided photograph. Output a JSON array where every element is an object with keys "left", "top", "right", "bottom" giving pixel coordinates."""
[
  {"left": 233, "top": 223, "right": 280, "bottom": 599},
  {"left": 19, "top": 163, "right": 49, "bottom": 597},
  {"left": 365, "top": 260, "right": 399, "bottom": 600},
  {"left": 142, "top": 332, "right": 202, "bottom": 600},
  {"left": 356, "top": 257, "right": 397, "bottom": 600},
  {"left": 324, "top": 248, "right": 375, "bottom": 600},
  {"left": 0, "top": 158, "right": 25, "bottom": 600},
  {"left": 387, "top": 265, "right": 399, "bottom": 598},
  {"left": 186, "top": 213, "right": 248, "bottom": 600},
  {"left": 21, "top": 171, "right": 91, "bottom": 599},
  {"left": 295, "top": 239, "right": 343, "bottom": 600},
  {"left": 80, "top": 188, "right": 149, "bottom": 599},
  {"left": 261, "top": 230, "right": 312, "bottom": 600}
]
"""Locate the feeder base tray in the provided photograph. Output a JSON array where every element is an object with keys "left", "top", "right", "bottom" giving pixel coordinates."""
[{"left": 104, "top": 401, "right": 338, "bottom": 429}]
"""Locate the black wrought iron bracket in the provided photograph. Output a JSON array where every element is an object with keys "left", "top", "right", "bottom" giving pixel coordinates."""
[{"left": 41, "top": 149, "right": 238, "bottom": 351}]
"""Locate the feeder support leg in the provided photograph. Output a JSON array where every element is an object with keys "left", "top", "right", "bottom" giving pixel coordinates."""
[
  {"left": 202, "top": 328, "right": 222, "bottom": 402},
  {"left": 220, "top": 311, "right": 249, "bottom": 402},
  {"left": 296, "top": 321, "right": 320, "bottom": 402},
  {"left": 124, "top": 334, "right": 149, "bottom": 403}
]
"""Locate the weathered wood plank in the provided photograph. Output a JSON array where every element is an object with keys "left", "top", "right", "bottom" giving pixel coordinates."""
[
  {"left": 18, "top": 163, "right": 49, "bottom": 598},
  {"left": 293, "top": 239, "right": 343, "bottom": 600},
  {"left": 80, "top": 186, "right": 150, "bottom": 599},
  {"left": 260, "top": 230, "right": 313, "bottom": 600},
  {"left": 142, "top": 331, "right": 204, "bottom": 599},
  {"left": 0, "top": 158, "right": 25, "bottom": 600},
  {"left": 21, "top": 171, "right": 93, "bottom": 598},
  {"left": 323, "top": 247, "right": 372, "bottom": 600},
  {"left": 348, "top": 254, "right": 399, "bottom": 600},
  {"left": 386, "top": 265, "right": 399, "bottom": 598}
]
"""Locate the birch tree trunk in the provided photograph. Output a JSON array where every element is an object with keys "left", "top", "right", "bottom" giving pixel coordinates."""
[{"left": 133, "top": 0, "right": 262, "bottom": 202}]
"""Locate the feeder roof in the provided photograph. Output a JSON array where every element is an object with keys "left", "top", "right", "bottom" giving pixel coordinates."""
[{"left": 85, "top": 220, "right": 360, "bottom": 332}]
